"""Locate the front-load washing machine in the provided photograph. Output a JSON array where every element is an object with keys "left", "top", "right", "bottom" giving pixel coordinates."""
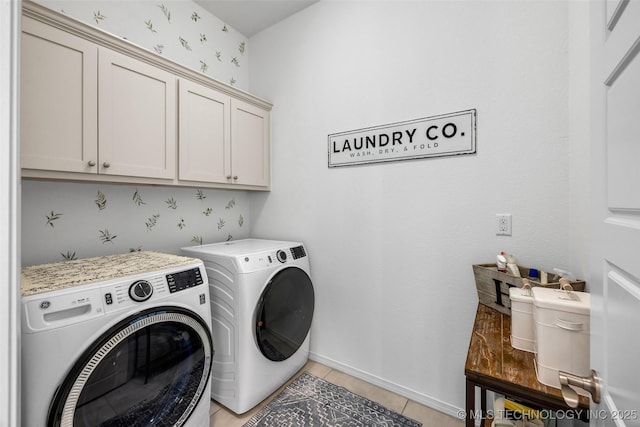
[
  {"left": 181, "top": 239, "right": 314, "bottom": 414},
  {"left": 21, "top": 251, "right": 214, "bottom": 427}
]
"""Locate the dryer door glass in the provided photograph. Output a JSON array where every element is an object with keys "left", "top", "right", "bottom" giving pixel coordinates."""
[
  {"left": 256, "top": 267, "right": 314, "bottom": 361},
  {"left": 48, "top": 307, "right": 213, "bottom": 427}
]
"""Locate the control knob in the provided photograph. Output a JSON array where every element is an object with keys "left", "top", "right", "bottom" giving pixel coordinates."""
[
  {"left": 276, "top": 250, "right": 287, "bottom": 263},
  {"left": 129, "top": 280, "right": 153, "bottom": 302}
]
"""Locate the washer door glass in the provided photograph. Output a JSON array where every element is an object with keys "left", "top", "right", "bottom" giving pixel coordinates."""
[
  {"left": 48, "top": 307, "right": 213, "bottom": 427},
  {"left": 255, "top": 267, "right": 314, "bottom": 361}
]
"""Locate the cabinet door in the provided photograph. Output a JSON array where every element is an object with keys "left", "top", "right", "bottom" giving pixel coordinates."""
[
  {"left": 231, "top": 99, "right": 270, "bottom": 187},
  {"left": 21, "top": 17, "right": 98, "bottom": 173},
  {"left": 178, "top": 79, "right": 231, "bottom": 183},
  {"left": 98, "top": 49, "right": 176, "bottom": 179}
]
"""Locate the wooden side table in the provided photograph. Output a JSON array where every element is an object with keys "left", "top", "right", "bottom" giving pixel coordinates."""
[{"left": 464, "top": 304, "right": 589, "bottom": 427}]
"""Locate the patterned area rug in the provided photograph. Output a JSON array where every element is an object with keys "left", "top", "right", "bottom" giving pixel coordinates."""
[{"left": 243, "top": 372, "right": 422, "bottom": 427}]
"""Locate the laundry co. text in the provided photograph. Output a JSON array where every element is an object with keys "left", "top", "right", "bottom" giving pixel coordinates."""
[{"left": 328, "top": 109, "right": 477, "bottom": 167}]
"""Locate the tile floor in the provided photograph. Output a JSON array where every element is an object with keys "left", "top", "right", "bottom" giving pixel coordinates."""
[{"left": 209, "top": 359, "right": 464, "bottom": 426}]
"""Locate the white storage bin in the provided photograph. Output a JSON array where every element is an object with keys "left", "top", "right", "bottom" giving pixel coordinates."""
[
  {"left": 509, "top": 286, "right": 536, "bottom": 352},
  {"left": 532, "top": 287, "right": 590, "bottom": 393}
]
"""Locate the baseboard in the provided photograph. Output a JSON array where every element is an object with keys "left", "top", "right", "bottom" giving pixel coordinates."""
[{"left": 308, "top": 351, "right": 465, "bottom": 420}]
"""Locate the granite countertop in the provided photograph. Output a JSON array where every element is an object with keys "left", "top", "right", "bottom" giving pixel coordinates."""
[{"left": 21, "top": 251, "right": 201, "bottom": 297}]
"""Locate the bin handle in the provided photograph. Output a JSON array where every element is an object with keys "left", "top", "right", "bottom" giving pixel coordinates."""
[
  {"left": 559, "top": 277, "right": 574, "bottom": 292},
  {"left": 522, "top": 278, "right": 533, "bottom": 297},
  {"left": 555, "top": 318, "right": 583, "bottom": 331}
]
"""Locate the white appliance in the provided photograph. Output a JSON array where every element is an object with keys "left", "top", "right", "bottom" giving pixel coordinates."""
[
  {"left": 21, "top": 252, "right": 214, "bottom": 427},
  {"left": 181, "top": 239, "right": 314, "bottom": 414}
]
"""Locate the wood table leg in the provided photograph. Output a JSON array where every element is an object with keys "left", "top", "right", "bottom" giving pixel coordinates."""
[{"left": 465, "top": 378, "right": 476, "bottom": 427}]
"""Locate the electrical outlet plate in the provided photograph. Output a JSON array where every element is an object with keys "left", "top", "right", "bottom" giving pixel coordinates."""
[{"left": 496, "top": 214, "right": 512, "bottom": 236}]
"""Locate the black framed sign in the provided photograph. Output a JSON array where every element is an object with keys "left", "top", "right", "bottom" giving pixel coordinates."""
[{"left": 328, "top": 109, "right": 476, "bottom": 167}]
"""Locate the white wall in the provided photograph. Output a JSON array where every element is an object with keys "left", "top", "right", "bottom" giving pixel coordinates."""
[
  {"left": 568, "top": 0, "right": 591, "bottom": 285},
  {"left": 249, "top": 0, "right": 588, "bottom": 415},
  {"left": 566, "top": 5, "right": 592, "bottom": 424}
]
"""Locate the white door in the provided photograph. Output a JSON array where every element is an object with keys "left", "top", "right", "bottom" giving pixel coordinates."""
[{"left": 590, "top": 1, "right": 640, "bottom": 426}]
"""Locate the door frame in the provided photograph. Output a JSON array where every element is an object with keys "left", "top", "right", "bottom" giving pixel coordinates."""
[{"left": 0, "top": 0, "right": 21, "bottom": 426}]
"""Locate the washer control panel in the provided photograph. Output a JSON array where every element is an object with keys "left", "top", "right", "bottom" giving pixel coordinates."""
[
  {"left": 21, "top": 262, "right": 207, "bottom": 331},
  {"left": 166, "top": 267, "right": 204, "bottom": 293},
  {"left": 290, "top": 245, "right": 306, "bottom": 259},
  {"left": 238, "top": 245, "right": 307, "bottom": 273}
]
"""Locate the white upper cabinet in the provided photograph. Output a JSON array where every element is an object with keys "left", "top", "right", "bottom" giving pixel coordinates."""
[
  {"left": 20, "top": 2, "right": 272, "bottom": 190},
  {"left": 21, "top": 16, "right": 98, "bottom": 173},
  {"left": 231, "top": 99, "right": 270, "bottom": 187},
  {"left": 21, "top": 16, "right": 176, "bottom": 181},
  {"left": 178, "top": 80, "right": 270, "bottom": 188},
  {"left": 178, "top": 79, "right": 231, "bottom": 184},
  {"left": 98, "top": 49, "right": 176, "bottom": 180}
]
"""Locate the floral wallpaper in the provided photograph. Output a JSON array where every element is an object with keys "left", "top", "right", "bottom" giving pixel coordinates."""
[
  {"left": 21, "top": 181, "right": 250, "bottom": 266},
  {"left": 34, "top": 0, "right": 249, "bottom": 90}
]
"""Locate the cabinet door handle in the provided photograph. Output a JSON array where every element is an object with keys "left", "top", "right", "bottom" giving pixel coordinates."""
[
  {"left": 226, "top": 175, "right": 232, "bottom": 180},
  {"left": 87, "top": 160, "right": 96, "bottom": 167},
  {"left": 233, "top": 176, "right": 238, "bottom": 180},
  {"left": 103, "top": 162, "right": 111, "bottom": 168}
]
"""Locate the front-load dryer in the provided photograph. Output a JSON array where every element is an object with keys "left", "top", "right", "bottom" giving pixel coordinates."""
[
  {"left": 21, "top": 251, "right": 213, "bottom": 427},
  {"left": 181, "top": 239, "right": 314, "bottom": 414}
]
